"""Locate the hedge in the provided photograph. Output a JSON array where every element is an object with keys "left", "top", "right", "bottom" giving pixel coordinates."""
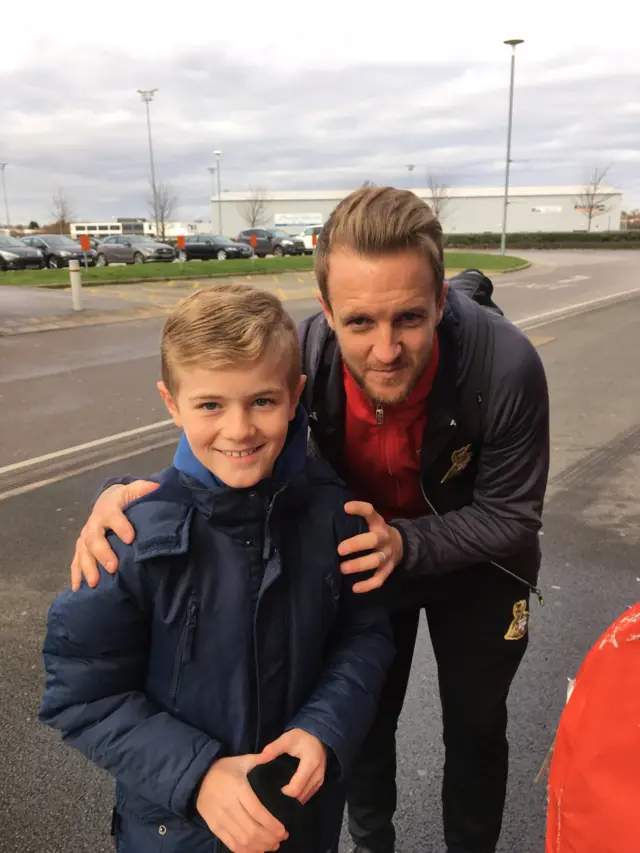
[{"left": 444, "top": 231, "right": 640, "bottom": 250}]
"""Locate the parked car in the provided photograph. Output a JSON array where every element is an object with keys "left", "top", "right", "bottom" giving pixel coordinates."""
[
  {"left": 94, "top": 235, "right": 175, "bottom": 265},
  {"left": 0, "top": 235, "right": 45, "bottom": 270},
  {"left": 296, "top": 225, "right": 323, "bottom": 254},
  {"left": 22, "top": 234, "right": 97, "bottom": 268},
  {"left": 177, "top": 234, "right": 254, "bottom": 262},
  {"left": 235, "top": 228, "right": 305, "bottom": 258}
]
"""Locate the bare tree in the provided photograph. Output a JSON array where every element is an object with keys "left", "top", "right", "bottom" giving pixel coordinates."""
[
  {"left": 575, "top": 166, "right": 614, "bottom": 232},
  {"left": 238, "top": 187, "right": 270, "bottom": 228},
  {"left": 148, "top": 181, "right": 178, "bottom": 241},
  {"left": 426, "top": 173, "right": 452, "bottom": 221},
  {"left": 51, "top": 190, "right": 75, "bottom": 234},
  {"left": 361, "top": 180, "right": 377, "bottom": 188}
]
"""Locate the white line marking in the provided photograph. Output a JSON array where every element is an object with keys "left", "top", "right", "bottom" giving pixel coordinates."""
[
  {"left": 514, "top": 287, "right": 640, "bottom": 330},
  {"left": 0, "top": 419, "right": 174, "bottom": 476},
  {"left": 0, "top": 439, "right": 176, "bottom": 502}
]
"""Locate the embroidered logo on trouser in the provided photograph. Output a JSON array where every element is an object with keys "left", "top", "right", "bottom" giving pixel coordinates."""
[{"left": 504, "top": 600, "right": 529, "bottom": 640}]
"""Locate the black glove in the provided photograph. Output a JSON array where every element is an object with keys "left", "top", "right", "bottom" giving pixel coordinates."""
[{"left": 247, "top": 754, "right": 304, "bottom": 837}]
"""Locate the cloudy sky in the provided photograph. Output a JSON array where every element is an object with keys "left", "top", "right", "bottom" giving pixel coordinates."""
[{"left": 2, "top": 0, "right": 639, "bottom": 226}]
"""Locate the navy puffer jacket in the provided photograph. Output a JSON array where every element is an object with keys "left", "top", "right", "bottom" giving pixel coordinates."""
[{"left": 40, "top": 413, "right": 393, "bottom": 853}]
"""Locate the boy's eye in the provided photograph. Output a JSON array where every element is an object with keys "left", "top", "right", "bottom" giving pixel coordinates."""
[
  {"left": 199, "top": 402, "right": 220, "bottom": 411},
  {"left": 253, "top": 398, "right": 275, "bottom": 408}
]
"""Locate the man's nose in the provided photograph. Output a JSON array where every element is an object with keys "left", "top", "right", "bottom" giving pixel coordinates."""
[{"left": 372, "top": 326, "right": 402, "bottom": 365}]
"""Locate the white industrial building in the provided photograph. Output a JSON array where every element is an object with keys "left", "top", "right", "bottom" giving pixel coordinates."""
[
  {"left": 71, "top": 219, "right": 213, "bottom": 240},
  {"left": 211, "top": 186, "right": 623, "bottom": 237}
]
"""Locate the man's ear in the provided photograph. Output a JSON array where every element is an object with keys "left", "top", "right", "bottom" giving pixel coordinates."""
[
  {"left": 436, "top": 281, "right": 449, "bottom": 325},
  {"left": 157, "top": 381, "right": 182, "bottom": 428},
  {"left": 289, "top": 375, "right": 307, "bottom": 418},
  {"left": 316, "top": 292, "right": 335, "bottom": 331}
]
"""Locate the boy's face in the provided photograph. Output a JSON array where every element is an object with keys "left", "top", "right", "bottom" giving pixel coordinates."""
[{"left": 158, "top": 359, "right": 305, "bottom": 489}]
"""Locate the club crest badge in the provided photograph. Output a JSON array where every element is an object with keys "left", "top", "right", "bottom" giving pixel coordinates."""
[
  {"left": 505, "top": 600, "right": 529, "bottom": 640},
  {"left": 441, "top": 444, "right": 473, "bottom": 484}
]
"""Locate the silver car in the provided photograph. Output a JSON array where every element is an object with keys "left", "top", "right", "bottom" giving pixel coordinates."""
[{"left": 94, "top": 235, "right": 175, "bottom": 265}]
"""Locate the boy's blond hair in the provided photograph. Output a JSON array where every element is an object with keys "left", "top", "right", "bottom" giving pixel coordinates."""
[
  {"left": 161, "top": 284, "right": 301, "bottom": 395},
  {"left": 315, "top": 186, "right": 444, "bottom": 303}
]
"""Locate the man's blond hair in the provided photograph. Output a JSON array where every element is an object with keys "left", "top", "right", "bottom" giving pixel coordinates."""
[
  {"left": 315, "top": 186, "right": 444, "bottom": 303},
  {"left": 161, "top": 284, "right": 300, "bottom": 395}
]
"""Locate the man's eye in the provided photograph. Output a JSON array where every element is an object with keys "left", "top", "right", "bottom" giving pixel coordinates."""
[
  {"left": 254, "top": 398, "right": 275, "bottom": 407},
  {"left": 399, "top": 312, "right": 423, "bottom": 324},
  {"left": 348, "top": 317, "right": 371, "bottom": 328},
  {"left": 199, "top": 402, "right": 220, "bottom": 411}
]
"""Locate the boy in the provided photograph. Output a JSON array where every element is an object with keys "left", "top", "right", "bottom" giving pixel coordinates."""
[{"left": 40, "top": 284, "right": 394, "bottom": 853}]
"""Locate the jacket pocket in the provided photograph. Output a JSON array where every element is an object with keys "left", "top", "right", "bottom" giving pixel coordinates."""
[{"left": 169, "top": 593, "right": 198, "bottom": 703}]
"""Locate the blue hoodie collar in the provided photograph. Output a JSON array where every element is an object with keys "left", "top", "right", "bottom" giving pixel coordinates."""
[{"left": 173, "top": 404, "right": 309, "bottom": 490}]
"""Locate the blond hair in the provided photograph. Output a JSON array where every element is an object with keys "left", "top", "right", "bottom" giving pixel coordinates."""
[
  {"left": 161, "top": 284, "right": 300, "bottom": 395},
  {"left": 315, "top": 186, "right": 444, "bottom": 303}
]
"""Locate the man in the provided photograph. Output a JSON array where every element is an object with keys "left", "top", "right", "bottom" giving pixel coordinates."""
[{"left": 71, "top": 187, "right": 550, "bottom": 853}]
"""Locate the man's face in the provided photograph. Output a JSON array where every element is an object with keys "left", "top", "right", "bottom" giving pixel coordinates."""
[
  {"left": 158, "top": 360, "right": 305, "bottom": 488},
  {"left": 319, "top": 247, "right": 447, "bottom": 405}
]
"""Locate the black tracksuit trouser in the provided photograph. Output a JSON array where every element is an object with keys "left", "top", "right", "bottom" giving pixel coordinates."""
[{"left": 346, "top": 566, "right": 530, "bottom": 853}]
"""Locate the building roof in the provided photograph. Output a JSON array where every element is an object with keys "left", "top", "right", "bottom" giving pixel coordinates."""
[{"left": 217, "top": 186, "right": 621, "bottom": 202}]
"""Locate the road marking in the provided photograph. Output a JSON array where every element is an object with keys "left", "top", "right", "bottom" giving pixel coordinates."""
[
  {"left": 0, "top": 420, "right": 174, "bottom": 476},
  {"left": 0, "top": 438, "right": 176, "bottom": 503},
  {"left": 527, "top": 335, "right": 556, "bottom": 347},
  {"left": 514, "top": 287, "right": 640, "bottom": 330},
  {"left": 556, "top": 275, "right": 590, "bottom": 284}
]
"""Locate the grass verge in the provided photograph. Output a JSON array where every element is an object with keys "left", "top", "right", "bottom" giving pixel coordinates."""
[{"left": 0, "top": 252, "right": 527, "bottom": 287}]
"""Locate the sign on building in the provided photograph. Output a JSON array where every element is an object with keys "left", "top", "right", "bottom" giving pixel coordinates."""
[
  {"left": 274, "top": 212, "right": 323, "bottom": 227},
  {"left": 531, "top": 206, "right": 563, "bottom": 213}
]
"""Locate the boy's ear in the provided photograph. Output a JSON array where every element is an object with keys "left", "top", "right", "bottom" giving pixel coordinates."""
[
  {"left": 157, "top": 381, "right": 182, "bottom": 428},
  {"left": 289, "top": 375, "right": 307, "bottom": 418}
]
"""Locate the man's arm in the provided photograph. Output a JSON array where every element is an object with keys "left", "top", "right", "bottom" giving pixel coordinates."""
[
  {"left": 40, "top": 550, "right": 221, "bottom": 817},
  {"left": 392, "top": 330, "right": 549, "bottom": 577}
]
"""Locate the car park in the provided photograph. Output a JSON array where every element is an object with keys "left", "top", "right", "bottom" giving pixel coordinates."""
[
  {"left": 94, "top": 235, "right": 175, "bottom": 265},
  {"left": 296, "top": 225, "right": 323, "bottom": 254},
  {"left": 0, "top": 235, "right": 45, "bottom": 270},
  {"left": 177, "top": 234, "right": 254, "bottom": 262},
  {"left": 235, "top": 228, "right": 305, "bottom": 258},
  {"left": 21, "top": 235, "right": 97, "bottom": 268}
]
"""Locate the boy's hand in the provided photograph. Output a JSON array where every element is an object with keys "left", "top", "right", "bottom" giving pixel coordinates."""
[
  {"left": 70, "top": 480, "right": 159, "bottom": 591},
  {"left": 197, "top": 755, "right": 288, "bottom": 853},
  {"left": 258, "top": 729, "right": 327, "bottom": 804},
  {"left": 338, "top": 501, "right": 404, "bottom": 593}
]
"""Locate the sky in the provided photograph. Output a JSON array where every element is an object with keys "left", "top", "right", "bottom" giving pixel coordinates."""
[{"left": 1, "top": 0, "right": 639, "bottom": 226}]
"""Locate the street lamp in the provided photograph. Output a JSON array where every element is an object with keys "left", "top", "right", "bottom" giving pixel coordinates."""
[
  {"left": 207, "top": 166, "right": 216, "bottom": 217},
  {"left": 214, "top": 150, "right": 223, "bottom": 233},
  {"left": 500, "top": 39, "right": 524, "bottom": 255},
  {"left": 137, "top": 89, "right": 159, "bottom": 232},
  {"left": 0, "top": 163, "right": 11, "bottom": 229}
]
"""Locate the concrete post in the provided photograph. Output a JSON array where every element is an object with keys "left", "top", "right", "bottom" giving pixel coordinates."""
[{"left": 68, "top": 259, "right": 84, "bottom": 311}]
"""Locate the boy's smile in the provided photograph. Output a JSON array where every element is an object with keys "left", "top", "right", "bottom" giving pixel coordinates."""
[{"left": 158, "top": 359, "right": 305, "bottom": 489}]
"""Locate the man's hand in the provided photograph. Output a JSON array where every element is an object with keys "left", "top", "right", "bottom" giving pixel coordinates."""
[
  {"left": 197, "top": 755, "right": 288, "bottom": 853},
  {"left": 258, "top": 729, "right": 327, "bottom": 805},
  {"left": 70, "top": 480, "right": 159, "bottom": 592},
  {"left": 338, "top": 501, "right": 404, "bottom": 593}
]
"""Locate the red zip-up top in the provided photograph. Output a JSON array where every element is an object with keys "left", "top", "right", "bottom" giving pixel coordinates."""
[{"left": 342, "top": 335, "right": 440, "bottom": 522}]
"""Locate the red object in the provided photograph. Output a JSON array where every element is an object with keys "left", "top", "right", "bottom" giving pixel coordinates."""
[
  {"left": 546, "top": 602, "right": 640, "bottom": 853},
  {"left": 176, "top": 235, "right": 186, "bottom": 250},
  {"left": 312, "top": 233, "right": 318, "bottom": 247},
  {"left": 342, "top": 334, "right": 439, "bottom": 521},
  {"left": 250, "top": 234, "right": 258, "bottom": 248},
  {"left": 79, "top": 234, "right": 91, "bottom": 252}
]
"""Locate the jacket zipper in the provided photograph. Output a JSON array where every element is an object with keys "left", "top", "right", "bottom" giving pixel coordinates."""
[
  {"left": 419, "top": 475, "right": 545, "bottom": 606},
  {"left": 252, "top": 488, "right": 286, "bottom": 751},
  {"left": 375, "top": 404, "right": 384, "bottom": 424},
  {"left": 169, "top": 595, "right": 198, "bottom": 701}
]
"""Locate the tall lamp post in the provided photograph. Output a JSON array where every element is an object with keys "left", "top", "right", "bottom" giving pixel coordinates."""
[
  {"left": 500, "top": 39, "right": 524, "bottom": 255},
  {"left": 0, "top": 163, "right": 11, "bottom": 229},
  {"left": 137, "top": 88, "right": 159, "bottom": 233},
  {"left": 207, "top": 166, "right": 216, "bottom": 222},
  {"left": 213, "top": 150, "right": 223, "bottom": 233},
  {"left": 406, "top": 164, "right": 415, "bottom": 188}
]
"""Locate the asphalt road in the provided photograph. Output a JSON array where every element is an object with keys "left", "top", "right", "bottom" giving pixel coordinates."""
[{"left": 1, "top": 251, "right": 639, "bottom": 853}]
